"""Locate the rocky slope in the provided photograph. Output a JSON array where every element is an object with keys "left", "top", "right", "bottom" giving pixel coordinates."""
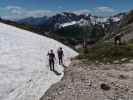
[
  {"left": 117, "top": 10, "right": 133, "bottom": 42},
  {"left": 40, "top": 60, "right": 133, "bottom": 100},
  {"left": 105, "top": 10, "right": 133, "bottom": 42}
]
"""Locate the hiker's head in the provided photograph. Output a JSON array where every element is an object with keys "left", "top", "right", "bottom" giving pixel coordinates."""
[
  {"left": 50, "top": 49, "right": 53, "bottom": 53},
  {"left": 60, "top": 47, "right": 62, "bottom": 50}
]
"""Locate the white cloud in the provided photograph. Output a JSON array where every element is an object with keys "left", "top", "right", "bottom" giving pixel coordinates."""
[
  {"left": 27, "top": 10, "right": 55, "bottom": 17},
  {"left": 6, "top": 6, "right": 22, "bottom": 10},
  {"left": 58, "top": 6, "right": 64, "bottom": 9},
  {"left": 4, "top": 6, "right": 24, "bottom": 15},
  {"left": 1, "top": 5, "right": 117, "bottom": 20},
  {"left": 95, "top": 6, "right": 115, "bottom": 13},
  {"left": 73, "top": 7, "right": 116, "bottom": 16},
  {"left": 74, "top": 9, "right": 92, "bottom": 15},
  {"left": 92, "top": 6, "right": 117, "bottom": 16},
  {"left": 2, "top": 6, "right": 57, "bottom": 20}
]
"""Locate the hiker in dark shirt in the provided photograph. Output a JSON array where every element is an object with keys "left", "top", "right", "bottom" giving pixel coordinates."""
[
  {"left": 57, "top": 47, "right": 64, "bottom": 65},
  {"left": 114, "top": 33, "right": 124, "bottom": 45},
  {"left": 47, "top": 49, "right": 56, "bottom": 71}
]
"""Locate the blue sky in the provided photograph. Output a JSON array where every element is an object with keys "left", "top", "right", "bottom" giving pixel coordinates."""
[{"left": 0, "top": 0, "right": 133, "bottom": 20}]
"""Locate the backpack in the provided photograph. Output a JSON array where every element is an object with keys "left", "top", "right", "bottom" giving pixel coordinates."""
[
  {"left": 48, "top": 53, "right": 55, "bottom": 60},
  {"left": 58, "top": 49, "right": 63, "bottom": 57}
]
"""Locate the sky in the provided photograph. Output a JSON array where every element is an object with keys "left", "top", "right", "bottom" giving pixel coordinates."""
[{"left": 0, "top": 0, "right": 133, "bottom": 20}]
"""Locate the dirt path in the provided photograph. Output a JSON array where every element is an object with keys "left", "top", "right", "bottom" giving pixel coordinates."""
[{"left": 40, "top": 60, "right": 133, "bottom": 100}]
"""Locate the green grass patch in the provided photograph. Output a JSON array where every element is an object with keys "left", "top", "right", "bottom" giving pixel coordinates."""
[{"left": 76, "top": 42, "right": 133, "bottom": 64}]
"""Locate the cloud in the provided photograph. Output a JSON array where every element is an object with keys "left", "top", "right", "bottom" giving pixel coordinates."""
[
  {"left": 58, "top": 6, "right": 64, "bottom": 9},
  {"left": 73, "top": 7, "right": 116, "bottom": 16},
  {"left": 6, "top": 6, "right": 22, "bottom": 10},
  {"left": 92, "top": 6, "right": 117, "bottom": 16},
  {"left": 95, "top": 6, "right": 115, "bottom": 13},
  {"left": 1, "top": 5, "right": 117, "bottom": 20},
  {"left": 74, "top": 9, "right": 92, "bottom": 15},
  {"left": 5, "top": 6, "right": 24, "bottom": 15},
  {"left": 2, "top": 6, "right": 57, "bottom": 20},
  {"left": 28, "top": 10, "right": 55, "bottom": 17}
]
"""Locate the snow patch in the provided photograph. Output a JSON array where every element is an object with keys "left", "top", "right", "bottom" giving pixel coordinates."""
[
  {"left": 112, "top": 17, "right": 120, "bottom": 22},
  {"left": 60, "top": 21, "right": 77, "bottom": 27},
  {"left": 0, "top": 23, "right": 78, "bottom": 100}
]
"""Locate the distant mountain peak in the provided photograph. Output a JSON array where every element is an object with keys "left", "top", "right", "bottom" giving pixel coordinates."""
[{"left": 17, "top": 11, "right": 126, "bottom": 30}]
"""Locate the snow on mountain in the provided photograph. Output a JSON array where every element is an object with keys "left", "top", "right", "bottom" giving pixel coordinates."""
[
  {"left": 0, "top": 22, "right": 78, "bottom": 100},
  {"left": 60, "top": 18, "right": 91, "bottom": 28},
  {"left": 111, "top": 17, "right": 121, "bottom": 22},
  {"left": 59, "top": 14, "right": 122, "bottom": 28},
  {"left": 78, "top": 18, "right": 91, "bottom": 26},
  {"left": 90, "top": 16, "right": 109, "bottom": 24},
  {"left": 17, "top": 12, "right": 125, "bottom": 30},
  {"left": 60, "top": 21, "right": 77, "bottom": 27}
]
